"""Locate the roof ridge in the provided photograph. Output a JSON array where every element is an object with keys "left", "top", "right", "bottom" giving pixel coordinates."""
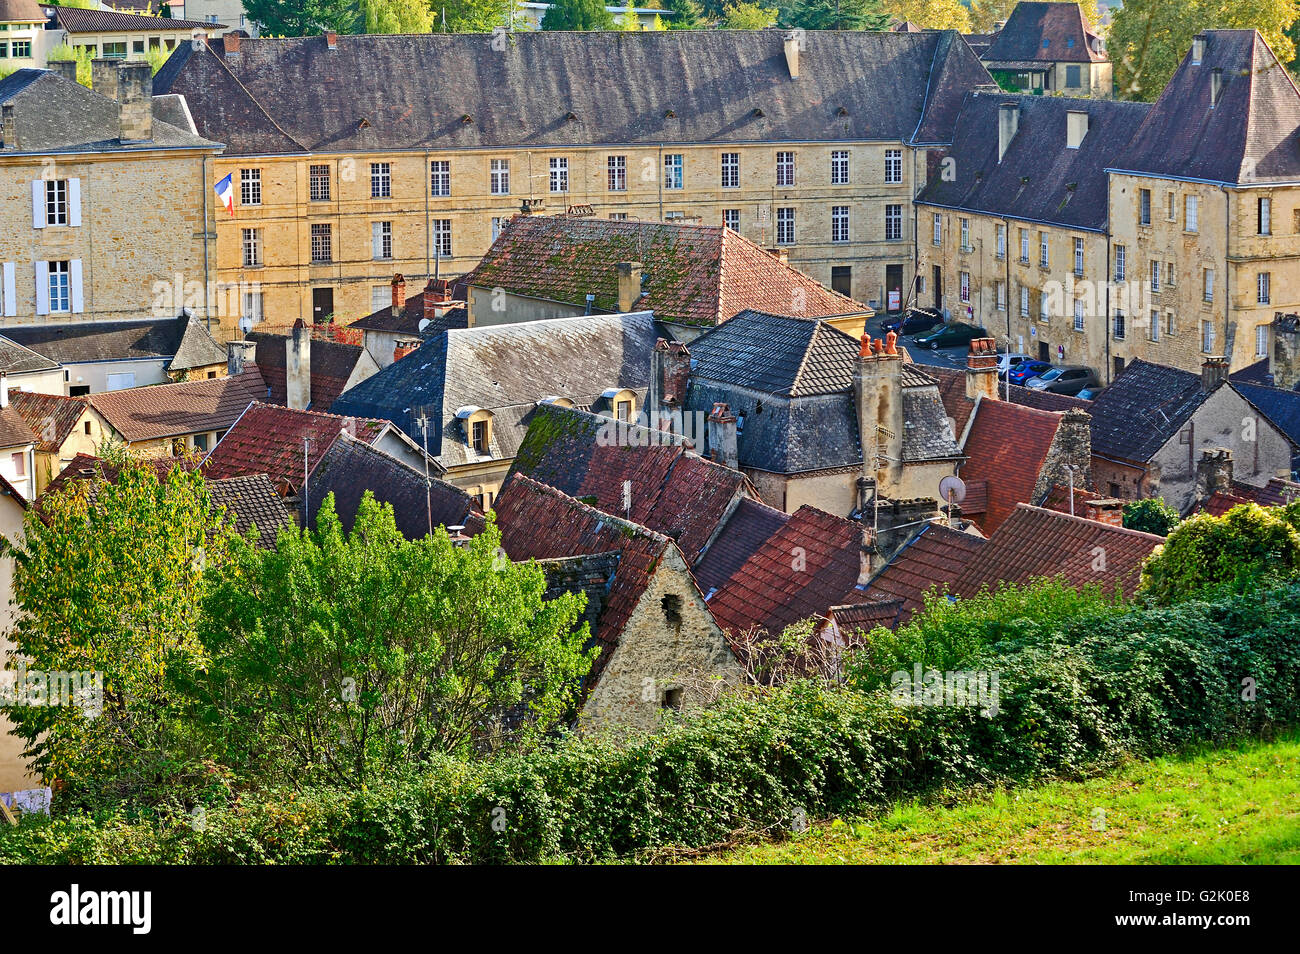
[
  {"left": 201, "top": 41, "right": 309, "bottom": 153},
  {"left": 1011, "top": 502, "right": 1166, "bottom": 541},
  {"left": 509, "top": 473, "right": 673, "bottom": 547}
]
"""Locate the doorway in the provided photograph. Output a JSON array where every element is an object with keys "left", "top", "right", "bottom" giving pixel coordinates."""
[
  {"left": 932, "top": 265, "right": 942, "bottom": 309},
  {"left": 312, "top": 287, "right": 334, "bottom": 323}
]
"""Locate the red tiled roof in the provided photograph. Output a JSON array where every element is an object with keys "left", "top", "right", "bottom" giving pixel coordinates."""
[
  {"left": 960, "top": 398, "right": 1063, "bottom": 533},
  {"left": 0, "top": 404, "right": 37, "bottom": 449},
  {"left": 202, "top": 402, "right": 388, "bottom": 495},
  {"left": 248, "top": 332, "right": 368, "bottom": 410},
  {"left": 1202, "top": 490, "right": 1254, "bottom": 517},
  {"left": 951, "top": 504, "right": 1163, "bottom": 600},
  {"left": 707, "top": 505, "right": 862, "bottom": 637},
  {"left": 856, "top": 522, "right": 987, "bottom": 625},
  {"left": 694, "top": 496, "right": 791, "bottom": 594},
  {"left": 1232, "top": 477, "right": 1300, "bottom": 509},
  {"left": 824, "top": 600, "right": 904, "bottom": 636},
  {"left": 7, "top": 391, "right": 88, "bottom": 453},
  {"left": 960, "top": 478, "right": 988, "bottom": 516},
  {"left": 88, "top": 369, "right": 267, "bottom": 444}
]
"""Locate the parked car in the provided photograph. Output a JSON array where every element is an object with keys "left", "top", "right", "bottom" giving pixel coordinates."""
[
  {"left": 1026, "top": 365, "right": 1100, "bottom": 396},
  {"left": 998, "top": 353, "right": 1034, "bottom": 380},
  {"left": 914, "top": 321, "right": 988, "bottom": 350},
  {"left": 1076, "top": 386, "right": 1104, "bottom": 400},
  {"left": 880, "top": 307, "right": 943, "bottom": 336},
  {"left": 1007, "top": 360, "right": 1052, "bottom": 386}
]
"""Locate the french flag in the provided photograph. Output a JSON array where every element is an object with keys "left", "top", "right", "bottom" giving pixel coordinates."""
[{"left": 214, "top": 174, "right": 234, "bottom": 216}]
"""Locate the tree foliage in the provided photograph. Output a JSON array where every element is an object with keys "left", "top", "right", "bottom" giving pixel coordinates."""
[
  {"left": 1122, "top": 497, "right": 1182, "bottom": 536},
  {"left": 786, "top": 0, "right": 889, "bottom": 30},
  {"left": 722, "top": 1, "right": 778, "bottom": 28},
  {"left": 360, "top": 0, "right": 434, "bottom": 32},
  {"left": 541, "top": 0, "right": 617, "bottom": 29},
  {"left": 46, "top": 44, "right": 93, "bottom": 87},
  {"left": 241, "top": 0, "right": 359, "bottom": 36},
  {"left": 882, "top": 0, "right": 971, "bottom": 31},
  {"left": 661, "top": 0, "right": 704, "bottom": 29}
]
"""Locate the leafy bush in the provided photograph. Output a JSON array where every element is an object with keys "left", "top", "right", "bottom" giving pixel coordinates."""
[{"left": 1123, "top": 497, "right": 1181, "bottom": 535}]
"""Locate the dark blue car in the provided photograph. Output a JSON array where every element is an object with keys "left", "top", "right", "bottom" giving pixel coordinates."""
[
  {"left": 1007, "top": 360, "right": 1052, "bottom": 387},
  {"left": 879, "top": 308, "right": 943, "bottom": 336}
]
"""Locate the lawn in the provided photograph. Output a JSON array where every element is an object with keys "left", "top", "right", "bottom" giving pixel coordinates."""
[{"left": 697, "top": 733, "right": 1300, "bottom": 864}]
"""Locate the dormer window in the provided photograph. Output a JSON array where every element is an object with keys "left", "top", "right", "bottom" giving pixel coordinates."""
[
  {"left": 456, "top": 406, "right": 493, "bottom": 456},
  {"left": 600, "top": 387, "right": 637, "bottom": 422}
]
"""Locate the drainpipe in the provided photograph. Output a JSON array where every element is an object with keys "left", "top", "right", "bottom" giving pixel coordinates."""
[
  {"left": 201, "top": 153, "right": 211, "bottom": 331},
  {"left": 424, "top": 148, "right": 431, "bottom": 278},
  {"left": 1104, "top": 234, "right": 1112, "bottom": 383},
  {"left": 1222, "top": 185, "right": 1232, "bottom": 367}
]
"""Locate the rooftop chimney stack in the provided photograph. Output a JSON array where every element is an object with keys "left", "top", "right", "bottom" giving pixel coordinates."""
[
  {"left": 647, "top": 338, "right": 691, "bottom": 433},
  {"left": 1034, "top": 408, "right": 1093, "bottom": 503},
  {"left": 287, "top": 319, "right": 312, "bottom": 410},
  {"left": 1270, "top": 313, "right": 1300, "bottom": 390},
  {"left": 48, "top": 60, "right": 77, "bottom": 85},
  {"left": 1211, "top": 67, "right": 1224, "bottom": 107},
  {"left": 616, "top": 261, "right": 642, "bottom": 313},
  {"left": 117, "top": 61, "right": 153, "bottom": 142},
  {"left": 853, "top": 330, "right": 904, "bottom": 497},
  {"left": 391, "top": 273, "right": 406, "bottom": 314},
  {"left": 1192, "top": 35, "right": 1206, "bottom": 65},
  {"left": 1195, "top": 447, "right": 1234, "bottom": 504},
  {"left": 1200, "top": 355, "right": 1230, "bottom": 393},
  {"left": 325, "top": 32, "right": 338, "bottom": 51},
  {"left": 965, "top": 337, "right": 999, "bottom": 402},
  {"left": 1066, "top": 110, "right": 1089, "bottom": 149},
  {"left": 227, "top": 339, "right": 256, "bottom": 377},
  {"left": 91, "top": 58, "right": 118, "bottom": 100},
  {"left": 783, "top": 31, "right": 801, "bottom": 79},
  {"left": 998, "top": 103, "right": 1020, "bottom": 162},
  {"left": 1, "top": 104, "right": 16, "bottom": 151},
  {"left": 707, "top": 402, "right": 739, "bottom": 470},
  {"left": 224, "top": 33, "right": 241, "bottom": 56}
]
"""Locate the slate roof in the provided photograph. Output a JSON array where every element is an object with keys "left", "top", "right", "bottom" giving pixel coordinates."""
[
  {"left": 0, "top": 68, "right": 220, "bottom": 154},
  {"left": 509, "top": 403, "right": 753, "bottom": 561},
  {"left": 917, "top": 91, "right": 1148, "bottom": 232},
  {"left": 982, "top": 2, "right": 1106, "bottom": 65},
  {"left": 1204, "top": 477, "right": 1300, "bottom": 515},
  {"left": 7, "top": 391, "right": 89, "bottom": 453},
  {"left": 207, "top": 474, "right": 293, "bottom": 548},
  {"left": 494, "top": 474, "right": 681, "bottom": 688},
  {"left": 1234, "top": 381, "right": 1300, "bottom": 452},
  {"left": 349, "top": 285, "right": 468, "bottom": 336},
  {"left": 330, "top": 312, "right": 658, "bottom": 466},
  {"left": 89, "top": 368, "right": 266, "bottom": 443},
  {"left": 693, "top": 496, "right": 790, "bottom": 595},
  {"left": 1086, "top": 360, "right": 1207, "bottom": 463},
  {"left": 170, "top": 313, "right": 228, "bottom": 372},
  {"left": 156, "top": 30, "right": 989, "bottom": 157},
  {"left": 951, "top": 504, "right": 1163, "bottom": 599},
  {"left": 706, "top": 505, "right": 863, "bottom": 637},
  {"left": 0, "top": 405, "right": 37, "bottom": 448},
  {"left": 927, "top": 364, "right": 1088, "bottom": 437},
  {"left": 853, "top": 522, "right": 987, "bottom": 625},
  {"left": 247, "top": 332, "right": 369, "bottom": 410},
  {"left": 464, "top": 218, "right": 866, "bottom": 329},
  {"left": 202, "top": 402, "right": 389, "bottom": 494},
  {"left": 2, "top": 314, "right": 223, "bottom": 367},
  {"left": 959, "top": 397, "right": 1066, "bottom": 533},
  {"left": 305, "top": 432, "right": 480, "bottom": 540},
  {"left": 0, "top": 336, "right": 61, "bottom": 375},
  {"left": 1114, "top": 30, "right": 1300, "bottom": 185},
  {"left": 46, "top": 5, "right": 220, "bottom": 31}
]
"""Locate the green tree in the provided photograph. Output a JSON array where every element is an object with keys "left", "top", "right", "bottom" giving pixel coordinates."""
[
  {"left": 541, "top": 0, "right": 617, "bottom": 29},
  {"left": 1139, "top": 501, "right": 1300, "bottom": 603},
  {"left": 661, "top": 0, "right": 704, "bottom": 28},
  {"left": 618, "top": 6, "right": 641, "bottom": 28},
  {"left": 0, "top": 460, "right": 238, "bottom": 809},
  {"left": 882, "top": 0, "right": 970, "bottom": 31},
  {"left": 434, "top": 0, "right": 521, "bottom": 31},
  {"left": 191, "top": 494, "right": 594, "bottom": 786},
  {"left": 240, "top": 0, "right": 358, "bottom": 36},
  {"left": 1110, "top": 0, "right": 1298, "bottom": 101},
  {"left": 787, "top": 0, "right": 889, "bottom": 31},
  {"left": 723, "top": 1, "right": 777, "bottom": 28},
  {"left": 46, "top": 43, "right": 93, "bottom": 87},
  {"left": 1122, "top": 497, "right": 1182, "bottom": 536},
  {"left": 360, "top": 0, "right": 434, "bottom": 32}
]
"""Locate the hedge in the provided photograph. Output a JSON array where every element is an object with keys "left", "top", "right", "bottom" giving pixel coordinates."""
[{"left": 2, "top": 585, "right": 1298, "bottom": 864}]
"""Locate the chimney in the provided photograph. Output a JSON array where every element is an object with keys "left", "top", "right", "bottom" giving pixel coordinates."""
[
  {"left": 394, "top": 338, "right": 421, "bottom": 362},
  {"left": 998, "top": 103, "right": 1020, "bottom": 162},
  {"left": 965, "top": 337, "right": 999, "bottom": 401},
  {"left": 1201, "top": 355, "right": 1229, "bottom": 392},
  {"left": 707, "top": 402, "right": 738, "bottom": 470},
  {"left": 325, "top": 32, "right": 338, "bottom": 51},
  {"left": 48, "top": 60, "right": 78, "bottom": 85},
  {"left": 616, "top": 261, "right": 642, "bottom": 313},
  {"left": 1192, "top": 35, "right": 1205, "bottom": 65},
  {"left": 1271, "top": 313, "right": 1300, "bottom": 390},
  {"left": 116, "top": 61, "right": 153, "bottom": 142},
  {"left": 227, "top": 339, "right": 256, "bottom": 376},
  {"left": 425, "top": 277, "right": 452, "bottom": 305},
  {"left": 0, "top": 374, "right": 8, "bottom": 409},
  {"left": 1066, "top": 110, "right": 1089, "bottom": 149},
  {"left": 1033, "top": 408, "right": 1093, "bottom": 503},
  {"left": 1195, "top": 448, "right": 1234, "bottom": 504},
  {"left": 853, "top": 331, "right": 904, "bottom": 497},
  {"left": 647, "top": 338, "right": 691, "bottom": 432},
  {"left": 1, "top": 104, "right": 16, "bottom": 150},
  {"left": 1211, "top": 67, "right": 1224, "bottom": 107},
  {"left": 783, "top": 31, "right": 800, "bottom": 79},
  {"left": 391, "top": 273, "right": 406, "bottom": 313},
  {"left": 1082, "top": 497, "right": 1124, "bottom": 527},
  {"left": 877, "top": 498, "right": 941, "bottom": 563},
  {"left": 224, "top": 33, "right": 242, "bottom": 56},
  {"left": 766, "top": 247, "right": 789, "bottom": 265},
  {"left": 91, "top": 59, "right": 118, "bottom": 100},
  {"left": 286, "top": 320, "right": 312, "bottom": 410}
]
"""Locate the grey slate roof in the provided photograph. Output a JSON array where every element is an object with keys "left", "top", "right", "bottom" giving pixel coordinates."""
[
  {"left": 168, "top": 313, "right": 228, "bottom": 371},
  {"left": 1113, "top": 30, "right": 1300, "bottom": 185},
  {"left": 0, "top": 68, "right": 221, "bottom": 154},
  {"left": 2, "top": 314, "right": 217, "bottom": 367},
  {"left": 330, "top": 312, "right": 658, "bottom": 468},
  {"left": 1087, "top": 359, "right": 1209, "bottom": 463},
  {"left": 917, "top": 91, "right": 1148, "bottom": 231},
  {"left": 982, "top": 2, "right": 1106, "bottom": 65},
  {"left": 0, "top": 335, "right": 61, "bottom": 375},
  {"left": 208, "top": 474, "right": 293, "bottom": 549},
  {"left": 154, "top": 29, "right": 990, "bottom": 156},
  {"left": 1235, "top": 382, "right": 1300, "bottom": 452},
  {"left": 47, "top": 5, "right": 221, "bottom": 31}
]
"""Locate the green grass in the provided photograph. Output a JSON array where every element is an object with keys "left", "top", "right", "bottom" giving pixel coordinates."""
[{"left": 697, "top": 733, "right": 1300, "bottom": 864}]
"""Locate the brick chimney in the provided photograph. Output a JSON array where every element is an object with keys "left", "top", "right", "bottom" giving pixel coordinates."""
[
  {"left": 227, "top": 339, "right": 256, "bottom": 376},
  {"left": 707, "top": 402, "right": 738, "bottom": 469},
  {"left": 647, "top": 338, "right": 691, "bottom": 432},
  {"left": 224, "top": 33, "right": 241, "bottom": 56},
  {"left": 116, "top": 61, "right": 153, "bottom": 142},
  {"left": 325, "top": 32, "right": 338, "bottom": 51},
  {"left": 391, "top": 273, "right": 406, "bottom": 314},
  {"left": 1201, "top": 355, "right": 1230, "bottom": 393},
  {"left": 766, "top": 247, "right": 789, "bottom": 265},
  {"left": 1271, "top": 313, "right": 1300, "bottom": 390},
  {"left": 1033, "top": 408, "right": 1093, "bottom": 503},
  {"left": 287, "top": 319, "right": 312, "bottom": 410},
  {"left": 1081, "top": 496, "right": 1124, "bottom": 527},
  {"left": 91, "top": 58, "right": 118, "bottom": 100},
  {"left": 853, "top": 331, "right": 904, "bottom": 497},
  {"left": 1195, "top": 447, "right": 1234, "bottom": 504},
  {"left": 616, "top": 261, "right": 642, "bottom": 313},
  {"left": 965, "top": 337, "right": 999, "bottom": 401},
  {"left": 394, "top": 338, "right": 421, "bottom": 362}
]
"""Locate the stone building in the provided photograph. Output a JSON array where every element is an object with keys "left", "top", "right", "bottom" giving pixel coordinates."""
[{"left": 979, "top": 2, "right": 1112, "bottom": 96}]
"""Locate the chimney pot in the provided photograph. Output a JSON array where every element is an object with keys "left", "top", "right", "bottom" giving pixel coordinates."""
[
  {"left": 1200, "top": 355, "right": 1229, "bottom": 392},
  {"left": 616, "top": 261, "right": 642, "bottom": 313},
  {"left": 707, "top": 402, "right": 739, "bottom": 469},
  {"left": 391, "top": 273, "right": 407, "bottom": 313},
  {"left": 225, "top": 33, "right": 241, "bottom": 56},
  {"left": 326, "top": 32, "right": 338, "bottom": 50},
  {"left": 965, "top": 337, "right": 999, "bottom": 401},
  {"left": 227, "top": 339, "right": 256, "bottom": 377}
]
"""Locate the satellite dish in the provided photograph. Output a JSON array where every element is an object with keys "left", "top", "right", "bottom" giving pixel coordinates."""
[
  {"left": 238, "top": 316, "right": 253, "bottom": 334},
  {"left": 938, "top": 475, "right": 967, "bottom": 504},
  {"left": 418, "top": 318, "right": 430, "bottom": 333}
]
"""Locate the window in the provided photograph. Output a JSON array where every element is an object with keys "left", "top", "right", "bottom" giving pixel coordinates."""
[
  {"left": 1065, "top": 65, "right": 1082, "bottom": 88},
  {"left": 471, "top": 419, "right": 488, "bottom": 454},
  {"left": 433, "top": 219, "right": 452, "bottom": 258},
  {"left": 371, "top": 286, "right": 389, "bottom": 314},
  {"left": 491, "top": 216, "right": 505, "bottom": 241},
  {"left": 429, "top": 160, "right": 450, "bottom": 197},
  {"left": 1040, "top": 289, "right": 1050, "bottom": 322},
  {"left": 723, "top": 208, "right": 740, "bottom": 232},
  {"left": 241, "top": 228, "right": 261, "bottom": 267},
  {"left": 997, "top": 281, "right": 1006, "bottom": 311},
  {"left": 549, "top": 157, "right": 568, "bottom": 193},
  {"left": 1074, "top": 299, "right": 1085, "bottom": 331},
  {"left": 490, "top": 159, "right": 510, "bottom": 195},
  {"left": 663, "top": 153, "right": 683, "bottom": 190},
  {"left": 607, "top": 155, "right": 627, "bottom": 192},
  {"left": 1020, "top": 285, "right": 1030, "bottom": 317},
  {"left": 47, "top": 261, "right": 70, "bottom": 312},
  {"left": 932, "top": 213, "right": 942, "bottom": 246},
  {"left": 1166, "top": 262, "right": 1175, "bottom": 286},
  {"left": 1150, "top": 310, "right": 1160, "bottom": 342},
  {"left": 775, "top": 207, "right": 795, "bottom": 245},
  {"left": 370, "top": 162, "right": 391, "bottom": 199},
  {"left": 776, "top": 151, "right": 795, "bottom": 187},
  {"left": 1039, "top": 231, "right": 1049, "bottom": 268},
  {"left": 885, "top": 204, "right": 902, "bottom": 241},
  {"left": 9, "top": 40, "right": 30, "bottom": 58},
  {"left": 959, "top": 271, "right": 970, "bottom": 303},
  {"left": 1258, "top": 197, "right": 1271, "bottom": 235},
  {"left": 1074, "top": 237, "right": 1084, "bottom": 276},
  {"left": 831, "top": 266, "right": 852, "bottom": 296},
  {"left": 832, "top": 150, "right": 852, "bottom": 185},
  {"left": 609, "top": 213, "right": 628, "bottom": 221},
  {"left": 9, "top": 453, "right": 22, "bottom": 477},
  {"left": 193, "top": 433, "right": 209, "bottom": 452},
  {"left": 44, "top": 179, "right": 68, "bottom": 226},
  {"left": 243, "top": 288, "right": 263, "bottom": 323},
  {"left": 1139, "top": 189, "right": 1151, "bottom": 226},
  {"left": 1167, "top": 311, "right": 1177, "bottom": 336},
  {"left": 883, "top": 149, "right": 901, "bottom": 184},
  {"left": 1203, "top": 267, "right": 1214, "bottom": 302},
  {"left": 372, "top": 221, "right": 392, "bottom": 260},
  {"left": 310, "top": 223, "right": 332, "bottom": 263},
  {"left": 831, "top": 206, "right": 850, "bottom": 243},
  {"left": 996, "top": 224, "right": 1006, "bottom": 260},
  {"left": 309, "top": 164, "right": 330, "bottom": 201},
  {"left": 240, "top": 168, "right": 261, "bottom": 206},
  {"left": 720, "top": 152, "right": 739, "bottom": 189},
  {"left": 1185, "top": 194, "right": 1198, "bottom": 232},
  {"left": 1258, "top": 271, "right": 1271, "bottom": 304},
  {"left": 1150, "top": 260, "right": 1160, "bottom": 293},
  {"left": 1257, "top": 324, "right": 1269, "bottom": 357},
  {"left": 660, "top": 686, "right": 683, "bottom": 711},
  {"left": 102, "top": 42, "right": 126, "bottom": 59},
  {"left": 1020, "top": 228, "right": 1029, "bottom": 264},
  {"left": 1202, "top": 320, "right": 1215, "bottom": 353},
  {"left": 1114, "top": 244, "right": 1126, "bottom": 282},
  {"left": 1113, "top": 312, "right": 1125, "bottom": 339},
  {"left": 959, "top": 218, "right": 970, "bottom": 250}
]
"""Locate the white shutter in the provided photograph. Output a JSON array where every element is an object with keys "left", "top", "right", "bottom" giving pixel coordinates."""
[
  {"left": 34, "top": 261, "right": 49, "bottom": 315},
  {"left": 2, "top": 262, "right": 14, "bottom": 317},
  {"left": 68, "top": 178, "right": 82, "bottom": 227},
  {"left": 372, "top": 222, "right": 382, "bottom": 259},
  {"left": 70, "top": 259, "right": 84, "bottom": 313},
  {"left": 32, "top": 181, "right": 45, "bottom": 229}
]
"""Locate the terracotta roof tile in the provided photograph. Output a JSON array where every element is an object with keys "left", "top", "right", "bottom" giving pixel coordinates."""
[
  {"left": 89, "top": 368, "right": 267, "bottom": 444},
  {"left": 959, "top": 398, "right": 1063, "bottom": 533},
  {"left": 0, "top": 404, "right": 37, "bottom": 448},
  {"left": 207, "top": 474, "right": 294, "bottom": 548},
  {"left": 7, "top": 391, "right": 88, "bottom": 453},
  {"left": 855, "top": 523, "right": 987, "bottom": 624},
  {"left": 694, "top": 497, "right": 791, "bottom": 594},
  {"left": 248, "top": 332, "right": 369, "bottom": 410}
]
